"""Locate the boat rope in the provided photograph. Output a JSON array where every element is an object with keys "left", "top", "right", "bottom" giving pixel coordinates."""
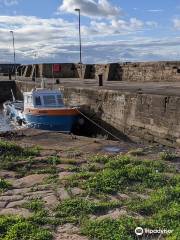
[{"left": 76, "top": 108, "right": 122, "bottom": 142}]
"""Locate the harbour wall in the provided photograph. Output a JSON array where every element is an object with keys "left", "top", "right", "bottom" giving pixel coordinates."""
[
  {"left": 15, "top": 80, "right": 180, "bottom": 147},
  {"left": 15, "top": 61, "right": 180, "bottom": 82}
]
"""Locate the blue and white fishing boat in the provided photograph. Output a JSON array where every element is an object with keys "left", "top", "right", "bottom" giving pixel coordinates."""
[{"left": 3, "top": 88, "right": 80, "bottom": 132}]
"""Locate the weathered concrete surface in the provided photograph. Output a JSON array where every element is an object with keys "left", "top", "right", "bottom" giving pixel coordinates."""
[{"left": 60, "top": 86, "right": 180, "bottom": 147}]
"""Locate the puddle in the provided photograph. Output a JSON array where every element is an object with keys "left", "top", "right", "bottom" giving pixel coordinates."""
[{"left": 102, "top": 145, "right": 127, "bottom": 153}]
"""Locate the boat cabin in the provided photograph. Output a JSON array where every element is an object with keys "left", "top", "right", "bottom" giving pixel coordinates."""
[{"left": 23, "top": 89, "right": 64, "bottom": 109}]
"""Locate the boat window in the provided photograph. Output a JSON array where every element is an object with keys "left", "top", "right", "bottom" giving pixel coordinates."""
[
  {"left": 35, "top": 96, "right": 42, "bottom": 106},
  {"left": 27, "top": 96, "right": 32, "bottom": 104},
  {"left": 57, "top": 95, "right": 64, "bottom": 105},
  {"left": 43, "top": 95, "right": 56, "bottom": 106}
]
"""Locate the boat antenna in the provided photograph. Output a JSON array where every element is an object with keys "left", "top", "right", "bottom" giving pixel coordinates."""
[{"left": 11, "top": 89, "right": 16, "bottom": 101}]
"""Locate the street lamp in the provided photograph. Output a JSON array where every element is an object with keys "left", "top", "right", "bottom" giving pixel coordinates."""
[
  {"left": 74, "top": 8, "right": 82, "bottom": 64},
  {"left": 10, "top": 30, "right": 16, "bottom": 80}
]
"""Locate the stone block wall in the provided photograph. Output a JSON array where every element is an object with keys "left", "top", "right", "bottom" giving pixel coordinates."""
[
  {"left": 106, "top": 61, "right": 180, "bottom": 82},
  {"left": 61, "top": 86, "right": 180, "bottom": 147}
]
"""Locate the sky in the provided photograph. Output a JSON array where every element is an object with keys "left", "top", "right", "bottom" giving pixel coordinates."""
[{"left": 0, "top": 0, "right": 180, "bottom": 64}]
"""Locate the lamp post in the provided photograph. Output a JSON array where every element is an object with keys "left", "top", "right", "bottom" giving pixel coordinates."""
[
  {"left": 74, "top": 8, "right": 82, "bottom": 65},
  {"left": 10, "top": 30, "right": 16, "bottom": 80}
]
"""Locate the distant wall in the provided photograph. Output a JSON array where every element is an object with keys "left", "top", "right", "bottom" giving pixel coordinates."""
[
  {"left": 19, "top": 63, "right": 82, "bottom": 79},
  {"left": 105, "top": 61, "right": 180, "bottom": 82},
  {"left": 17, "top": 61, "right": 180, "bottom": 82}
]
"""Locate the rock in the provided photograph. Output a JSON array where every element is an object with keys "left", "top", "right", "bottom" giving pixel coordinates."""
[
  {"left": 43, "top": 194, "right": 58, "bottom": 207},
  {"left": 0, "top": 170, "right": 17, "bottom": 179},
  {"left": 0, "top": 195, "right": 23, "bottom": 202},
  {"left": 6, "top": 200, "right": 26, "bottom": 208},
  {"left": 55, "top": 233, "right": 88, "bottom": 240},
  {"left": 70, "top": 188, "right": 85, "bottom": 196},
  {"left": 56, "top": 164, "right": 74, "bottom": 171},
  {"left": 24, "top": 190, "right": 53, "bottom": 198},
  {"left": 58, "top": 172, "right": 74, "bottom": 180},
  {"left": 40, "top": 150, "right": 57, "bottom": 157},
  {"left": 0, "top": 208, "right": 32, "bottom": 218},
  {"left": 57, "top": 188, "right": 70, "bottom": 200},
  {"left": 56, "top": 224, "right": 80, "bottom": 234},
  {"left": 13, "top": 174, "right": 48, "bottom": 188},
  {"left": 4, "top": 188, "right": 31, "bottom": 196},
  {"left": 117, "top": 193, "right": 130, "bottom": 200},
  {"left": 96, "top": 208, "right": 128, "bottom": 220},
  {"left": 134, "top": 193, "right": 149, "bottom": 200},
  {"left": 0, "top": 202, "right": 7, "bottom": 208}
]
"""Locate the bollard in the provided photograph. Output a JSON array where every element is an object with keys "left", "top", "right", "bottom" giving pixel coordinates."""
[{"left": 98, "top": 74, "right": 103, "bottom": 86}]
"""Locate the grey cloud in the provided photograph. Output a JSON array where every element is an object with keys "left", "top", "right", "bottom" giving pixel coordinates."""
[{"left": 0, "top": 15, "right": 179, "bottom": 64}]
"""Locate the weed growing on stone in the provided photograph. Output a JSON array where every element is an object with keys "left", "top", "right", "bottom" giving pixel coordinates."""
[
  {"left": 128, "top": 148, "right": 145, "bottom": 156},
  {"left": 0, "top": 178, "right": 11, "bottom": 192},
  {"left": 91, "top": 154, "right": 111, "bottom": 164},
  {"left": 81, "top": 216, "right": 137, "bottom": 240},
  {"left": 23, "top": 199, "right": 45, "bottom": 212},
  {"left": 47, "top": 156, "right": 61, "bottom": 165},
  {"left": 160, "top": 151, "right": 177, "bottom": 161},
  {"left": 0, "top": 215, "right": 53, "bottom": 240},
  {"left": 55, "top": 198, "right": 121, "bottom": 224},
  {"left": 0, "top": 140, "right": 40, "bottom": 157},
  {"left": 85, "top": 155, "right": 175, "bottom": 195}
]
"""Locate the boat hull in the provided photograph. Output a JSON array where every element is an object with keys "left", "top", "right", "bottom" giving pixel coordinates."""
[{"left": 24, "top": 114, "right": 79, "bottom": 132}]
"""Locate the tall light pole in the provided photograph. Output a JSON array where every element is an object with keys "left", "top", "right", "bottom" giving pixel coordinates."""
[
  {"left": 75, "top": 8, "right": 82, "bottom": 64},
  {"left": 10, "top": 30, "right": 16, "bottom": 80}
]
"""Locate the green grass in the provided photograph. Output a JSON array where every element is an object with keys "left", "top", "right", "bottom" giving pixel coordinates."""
[
  {"left": 47, "top": 156, "right": 61, "bottom": 165},
  {"left": 0, "top": 178, "right": 11, "bottom": 192},
  {"left": 81, "top": 217, "right": 137, "bottom": 240},
  {"left": 23, "top": 199, "right": 45, "bottom": 212},
  {"left": 0, "top": 216, "right": 52, "bottom": 240},
  {"left": 0, "top": 140, "right": 40, "bottom": 157},
  {"left": 90, "top": 154, "right": 111, "bottom": 164},
  {"left": 83, "top": 155, "right": 175, "bottom": 194},
  {"left": 55, "top": 198, "right": 121, "bottom": 224},
  {"left": 160, "top": 151, "right": 177, "bottom": 161},
  {"left": 0, "top": 140, "right": 40, "bottom": 175}
]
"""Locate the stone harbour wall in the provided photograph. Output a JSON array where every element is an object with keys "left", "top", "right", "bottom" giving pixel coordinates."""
[
  {"left": 13, "top": 61, "right": 180, "bottom": 82},
  {"left": 61, "top": 86, "right": 180, "bottom": 147}
]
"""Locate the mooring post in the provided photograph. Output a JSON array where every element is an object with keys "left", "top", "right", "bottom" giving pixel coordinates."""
[{"left": 98, "top": 74, "right": 103, "bottom": 86}]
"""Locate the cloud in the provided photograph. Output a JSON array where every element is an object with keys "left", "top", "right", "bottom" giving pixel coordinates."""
[
  {"left": 147, "top": 9, "right": 164, "bottom": 13},
  {"left": 58, "top": 0, "right": 121, "bottom": 19},
  {"left": 0, "top": 14, "right": 178, "bottom": 64},
  {"left": 146, "top": 21, "right": 158, "bottom": 28},
  {"left": 0, "top": 0, "right": 18, "bottom": 6},
  {"left": 173, "top": 18, "right": 180, "bottom": 29}
]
